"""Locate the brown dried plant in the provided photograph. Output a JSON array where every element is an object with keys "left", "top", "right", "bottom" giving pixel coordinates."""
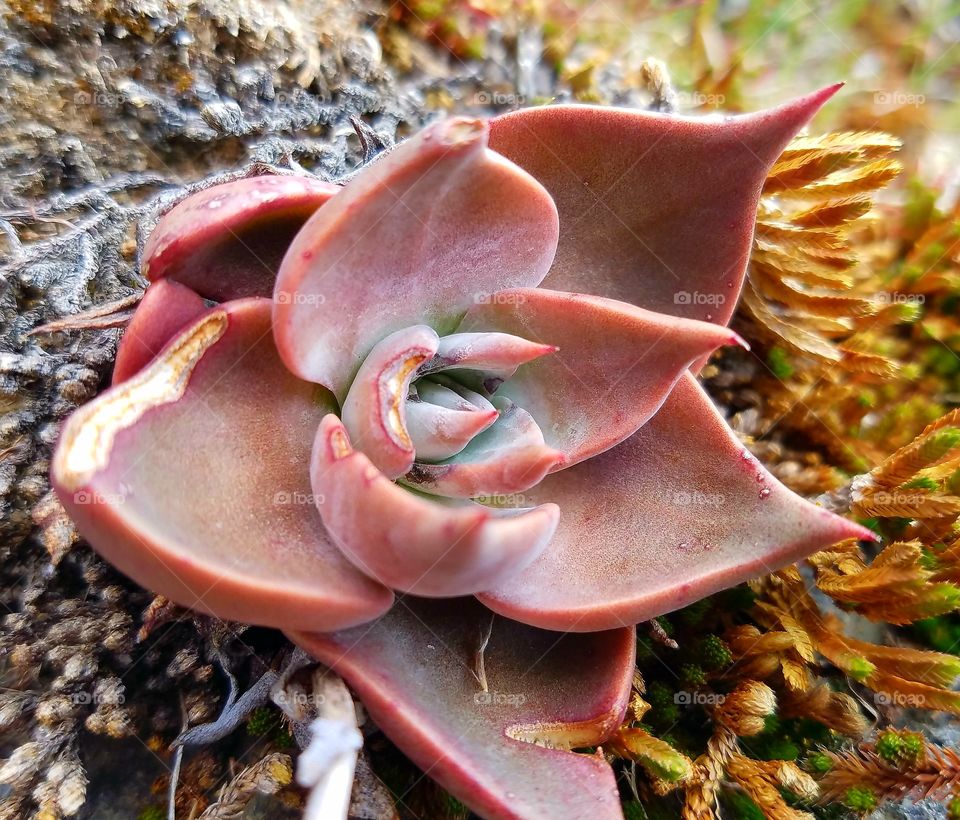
[{"left": 744, "top": 131, "right": 903, "bottom": 380}]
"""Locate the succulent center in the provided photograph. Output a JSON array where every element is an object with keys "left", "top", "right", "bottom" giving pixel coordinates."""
[{"left": 339, "top": 325, "right": 560, "bottom": 499}]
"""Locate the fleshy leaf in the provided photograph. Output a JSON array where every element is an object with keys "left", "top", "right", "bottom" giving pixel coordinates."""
[
  {"left": 112, "top": 280, "right": 206, "bottom": 384},
  {"left": 273, "top": 116, "right": 560, "bottom": 399},
  {"left": 477, "top": 373, "right": 873, "bottom": 632},
  {"left": 310, "top": 415, "right": 558, "bottom": 597},
  {"left": 405, "top": 399, "right": 564, "bottom": 498},
  {"left": 488, "top": 87, "right": 841, "bottom": 327},
  {"left": 289, "top": 598, "right": 634, "bottom": 820},
  {"left": 52, "top": 299, "right": 393, "bottom": 631},
  {"left": 340, "top": 325, "right": 439, "bottom": 479},
  {"left": 420, "top": 331, "right": 558, "bottom": 387},
  {"left": 458, "top": 288, "right": 745, "bottom": 468},
  {"left": 405, "top": 393, "right": 499, "bottom": 462},
  {"left": 142, "top": 175, "right": 338, "bottom": 301}
]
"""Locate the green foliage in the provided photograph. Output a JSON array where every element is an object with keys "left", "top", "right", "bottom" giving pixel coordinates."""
[
  {"left": 646, "top": 681, "right": 680, "bottom": 726},
  {"left": 844, "top": 785, "right": 878, "bottom": 812},
  {"left": 680, "top": 663, "right": 706, "bottom": 688},
  {"left": 677, "top": 598, "right": 712, "bottom": 627},
  {"left": 721, "top": 790, "right": 766, "bottom": 820},
  {"left": 246, "top": 705, "right": 277, "bottom": 736},
  {"left": 846, "top": 656, "right": 876, "bottom": 682},
  {"left": 900, "top": 476, "right": 938, "bottom": 490},
  {"left": 912, "top": 615, "right": 960, "bottom": 653},
  {"left": 805, "top": 751, "right": 832, "bottom": 774},
  {"left": 767, "top": 346, "right": 795, "bottom": 379},
  {"left": 622, "top": 801, "right": 646, "bottom": 820},
  {"left": 699, "top": 635, "right": 733, "bottom": 671},
  {"left": 876, "top": 730, "right": 903, "bottom": 764},
  {"left": 717, "top": 584, "right": 757, "bottom": 612},
  {"left": 919, "top": 428, "right": 960, "bottom": 464}
]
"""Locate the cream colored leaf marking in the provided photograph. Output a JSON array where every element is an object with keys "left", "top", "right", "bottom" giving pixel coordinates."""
[
  {"left": 55, "top": 311, "right": 229, "bottom": 491},
  {"left": 505, "top": 708, "right": 624, "bottom": 750},
  {"left": 380, "top": 352, "right": 431, "bottom": 450}
]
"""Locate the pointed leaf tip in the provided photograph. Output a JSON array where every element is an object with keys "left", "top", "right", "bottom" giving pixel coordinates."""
[
  {"left": 459, "top": 288, "right": 747, "bottom": 469},
  {"left": 488, "top": 87, "right": 843, "bottom": 330},
  {"left": 478, "top": 373, "right": 871, "bottom": 632}
]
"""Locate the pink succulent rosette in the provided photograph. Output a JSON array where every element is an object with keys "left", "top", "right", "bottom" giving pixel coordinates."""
[{"left": 52, "top": 87, "right": 871, "bottom": 819}]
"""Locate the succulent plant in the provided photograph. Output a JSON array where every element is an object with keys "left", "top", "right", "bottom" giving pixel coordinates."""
[{"left": 51, "top": 86, "right": 872, "bottom": 819}]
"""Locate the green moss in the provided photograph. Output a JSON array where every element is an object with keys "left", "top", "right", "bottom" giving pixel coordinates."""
[
  {"left": 844, "top": 785, "right": 878, "bottom": 812},
  {"left": 846, "top": 656, "right": 876, "bottom": 682},
  {"left": 698, "top": 634, "right": 732, "bottom": 671},
  {"left": 900, "top": 731, "right": 925, "bottom": 765},
  {"left": 947, "top": 467, "right": 960, "bottom": 495},
  {"left": 677, "top": 598, "right": 712, "bottom": 627},
  {"left": 137, "top": 808, "right": 166, "bottom": 820},
  {"left": 636, "top": 637, "right": 656, "bottom": 662},
  {"left": 721, "top": 790, "right": 766, "bottom": 820},
  {"left": 621, "top": 798, "right": 681, "bottom": 820},
  {"left": 875, "top": 730, "right": 903, "bottom": 763},
  {"left": 680, "top": 663, "right": 706, "bottom": 687},
  {"left": 919, "top": 428, "right": 960, "bottom": 464},
  {"left": 805, "top": 751, "right": 832, "bottom": 774},
  {"left": 718, "top": 584, "right": 757, "bottom": 611},
  {"left": 767, "top": 346, "right": 795, "bottom": 379},
  {"left": 621, "top": 801, "right": 646, "bottom": 820},
  {"left": 646, "top": 681, "right": 680, "bottom": 725},
  {"left": 442, "top": 792, "right": 469, "bottom": 818},
  {"left": 920, "top": 546, "right": 942, "bottom": 571},
  {"left": 948, "top": 794, "right": 960, "bottom": 820},
  {"left": 748, "top": 715, "right": 800, "bottom": 761},
  {"left": 246, "top": 705, "right": 278, "bottom": 736},
  {"left": 911, "top": 616, "right": 960, "bottom": 653},
  {"left": 900, "top": 475, "right": 938, "bottom": 490}
]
